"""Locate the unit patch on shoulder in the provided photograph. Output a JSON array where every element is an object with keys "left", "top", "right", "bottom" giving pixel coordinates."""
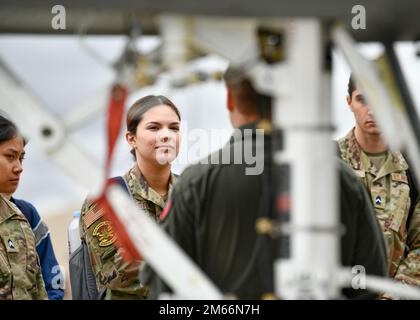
[{"left": 93, "top": 221, "right": 117, "bottom": 247}]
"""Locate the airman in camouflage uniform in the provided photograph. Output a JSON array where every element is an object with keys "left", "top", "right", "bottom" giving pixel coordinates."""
[
  {"left": 339, "top": 75, "right": 419, "bottom": 299},
  {"left": 80, "top": 165, "right": 176, "bottom": 300},
  {"left": 0, "top": 194, "right": 47, "bottom": 300},
  {"left": 339, "top": 129, "right": 420, "bottom": 290}
]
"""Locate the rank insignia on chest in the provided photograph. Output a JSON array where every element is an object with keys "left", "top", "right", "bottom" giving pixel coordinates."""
[
  {"left": 93, "top": 221, "right": 117, "bottom": 247},
  {"left": 375, "top": 196, "right": 382, "bottom": 205},
  {"left": 5, "top": 238, "right": 18, "bottom": 253}
]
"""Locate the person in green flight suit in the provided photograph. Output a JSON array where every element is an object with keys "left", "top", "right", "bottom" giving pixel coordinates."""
[{"left": 143, "top": 66, "right": 387, "bottom": 300}]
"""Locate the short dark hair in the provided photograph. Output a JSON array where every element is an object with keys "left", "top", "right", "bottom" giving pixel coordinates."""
[
  {"left": 223, "top": 65, "right": 271, "bottom": 117},
  {"left": 126, "top": 95, "right": 181, "bottom": 158},
  {"left": 0, "top": 114, "right": 25, "bottom": 145},
  {"left": 347, "top": 73, "right": 355, "bottom": 99}
]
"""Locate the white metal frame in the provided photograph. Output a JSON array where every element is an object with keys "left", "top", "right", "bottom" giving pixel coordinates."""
[{"left": 1, "top": 15, "right": 419, "bottom": 300}]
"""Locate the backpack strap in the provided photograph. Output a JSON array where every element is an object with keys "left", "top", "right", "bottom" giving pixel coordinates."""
[
  {"left": 401, "top": 153, "right": 418, "bottom": 230},
  {"left": 109, "top": 176, "right": 132, "bottom": 199},
  {"left": 82, "top": 239, "right": 100, "bottom": 299},
  {"left": 406, "top": 168, "right": 418, "bottom": 230}
]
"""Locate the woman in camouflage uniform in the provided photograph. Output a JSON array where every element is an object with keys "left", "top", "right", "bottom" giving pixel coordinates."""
[
  {"left": 0, "top": 115, "right": 47, "bottom": 300},
  {"left": 80, "top": 95, "right": 181, "bottom": 299}
]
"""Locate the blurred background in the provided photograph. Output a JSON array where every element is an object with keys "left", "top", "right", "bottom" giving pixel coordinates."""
[{"left": 1, "top": 1, "right": 420, "bottom": 299}]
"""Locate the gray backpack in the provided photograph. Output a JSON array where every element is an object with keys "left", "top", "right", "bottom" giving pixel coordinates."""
[{"left": 69, "top": 239, "right": 102, "bottom": 299}]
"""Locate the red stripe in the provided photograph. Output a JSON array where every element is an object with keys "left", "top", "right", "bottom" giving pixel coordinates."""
[
  {"left": 105, "top": 84, "right": 127, "bottom": 176},
  {"left": 97, "top": 194, "right": 142, "bottom": 261},
  {"left": 160, "top": 199, "right": 173, "bottom": 222},
  {"left": 92, "top": 82, "right": 143, "bottom": 262},
  {"left": 276, "top": 194, "right": 290, "bottom": 213}
]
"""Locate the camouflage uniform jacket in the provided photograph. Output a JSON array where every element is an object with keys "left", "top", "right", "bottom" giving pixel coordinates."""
[
  {"left": 80, "top": 164, "right": 176, "bottom": 300},
  {"left": 0, "top": 194, "right": 47, "bottom": 300},
  {"left": 338, "top": 128, "right": 420, "bottom": 288}
]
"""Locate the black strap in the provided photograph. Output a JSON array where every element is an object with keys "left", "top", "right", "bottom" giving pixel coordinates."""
[
  {"left": 402, "top": 153, "right": 418, "bottom": 230},
  {"left": 406, "top": 168, "right": 418, "bottom": 230},
  {"left": 256, "top": 135, "right": 275, "bottom": 295},
  {"left": 82, "top": 239, "right": 100, "bottom": 300}
]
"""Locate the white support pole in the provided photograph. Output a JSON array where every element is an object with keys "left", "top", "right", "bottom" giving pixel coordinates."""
[
  {"left": 331, "top": 25, "right": 401, "bottom": 151},
  {"left": 332, "top": 25, "right": 420, "bottom": 299},
  {"left": 339, "top": 268, "right": 420, "bottom": 300},
  {"left": 107, "top": 185, "right": 224, "bottom": 300},
  {"left": 159, "top": 14, "right": 189, "bottom": 81},
  {"left": 62, "top": 84, "right": 112, "bottom": 131},
  {"left": 275, "top": 19, "right": 340, "bottom": 299},
  {"left": 332, "top": 24, "right": 420, "bottom": 187}
]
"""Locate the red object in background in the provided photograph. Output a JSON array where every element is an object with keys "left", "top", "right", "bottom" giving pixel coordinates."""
[{"left": 95, "top": 83, "right": 142, "bottom": 262}]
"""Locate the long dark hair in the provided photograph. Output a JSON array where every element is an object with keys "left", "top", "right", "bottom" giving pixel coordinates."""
[
  {"left": 0, "top": 114, "right": 25, "bottom": 145},
  {"left": 126, "top": 95, "right": 181, "bottom": 158}
]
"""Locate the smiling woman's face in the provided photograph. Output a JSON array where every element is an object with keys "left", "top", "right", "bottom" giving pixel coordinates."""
[
  {"left": 0, "top": 136, "right": 25, "bottom": 194},
  {"left": 127, "top": 104, "right": 180, "bottom": 166}
]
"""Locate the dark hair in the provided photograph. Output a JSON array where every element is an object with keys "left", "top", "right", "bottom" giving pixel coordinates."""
[
  {"left": 347, "top": 73, "right": 355, "bottom": 99},
  {"left": 0, "top": 114, "right": 25, "bottom": 145},
  {"left": 126, "top": 95, "right": 181, "bottom": 158},
  {"left": 223, "top": 65, "right": 271, "bottom": 118}
]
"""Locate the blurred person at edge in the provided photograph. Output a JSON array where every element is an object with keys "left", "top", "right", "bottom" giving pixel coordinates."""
[
  {"left": 0, "top": 114, "right": 47, "bottom": 300},
  {"left": 338, "top": 75, "right": 420, "bottom": 299}
]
